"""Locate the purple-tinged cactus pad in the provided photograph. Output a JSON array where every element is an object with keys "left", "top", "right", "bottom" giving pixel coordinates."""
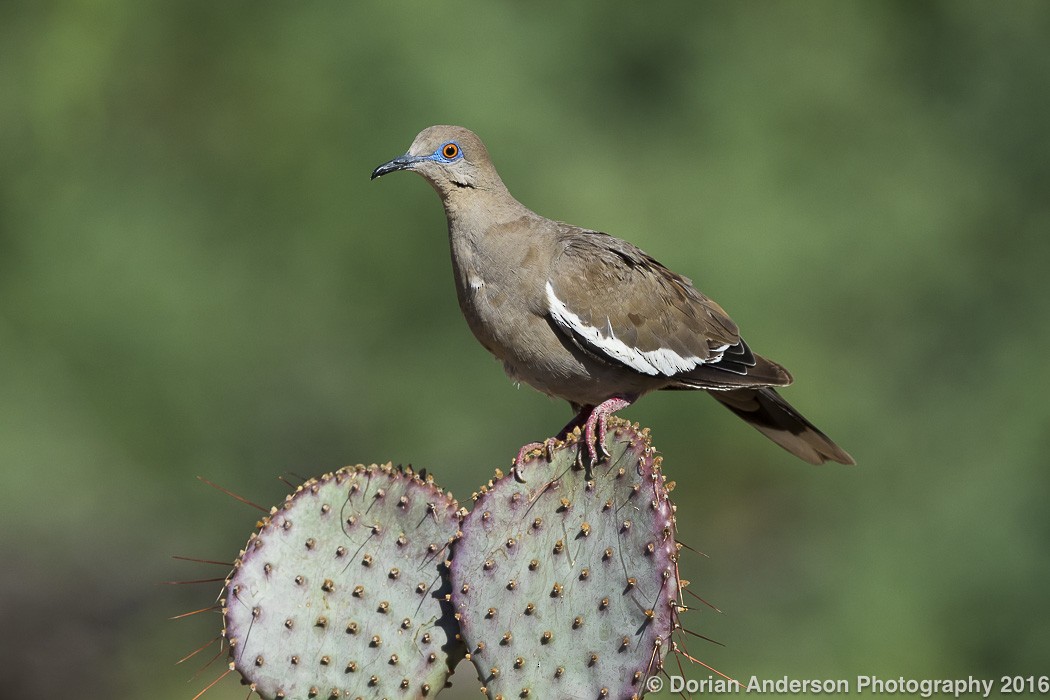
[
  {"left": 451, "top": 418, "right": 680, "bottom": 700},
  {"left": 223, "top": 464, "right": 464, "bottom": 700}
]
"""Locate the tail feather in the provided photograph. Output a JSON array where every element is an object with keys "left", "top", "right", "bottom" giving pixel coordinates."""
[{"left": 710, "top": 387, "right": 855, "bottom": 465}]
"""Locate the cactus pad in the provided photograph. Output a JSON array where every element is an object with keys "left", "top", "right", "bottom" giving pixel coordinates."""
[
  {"left": 450, "top": 418, "right": 680, "bottom": 699},
  {"left": 222, "top": 464, "right": 464, "bottom": 699}
]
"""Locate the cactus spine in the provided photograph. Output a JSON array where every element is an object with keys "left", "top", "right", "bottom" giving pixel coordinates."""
[
  {"left": 209, "top": 421, "right": 686, "bottom": 699},
  {"left": 450, "top": 418, "right": 678, "bottom": 699},
  {"left": 222, "top": 464, "right": 463, "bottom": 699}
]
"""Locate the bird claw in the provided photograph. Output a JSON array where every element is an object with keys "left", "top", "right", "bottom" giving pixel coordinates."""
[
  {"left": 580, "top": 397, "right": 629, "bottom": 467},
  {"left": 581, "top": 419, "right": 609, "bottom": 467},
  {"left": 512, "top": 437, "right": 559, "bottom": 482},
  {"left": 515, "top": 397, "right": 631, "bottom": 478}
]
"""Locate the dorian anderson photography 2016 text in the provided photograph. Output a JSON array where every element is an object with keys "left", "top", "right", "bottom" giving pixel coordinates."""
[{"left": 656, "top": 674, "right": 1049, "bottom": 697}]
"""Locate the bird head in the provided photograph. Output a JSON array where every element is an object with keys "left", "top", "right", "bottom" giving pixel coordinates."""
[{"left": 371, "top": 125, "right": 503, "bottom": 194}]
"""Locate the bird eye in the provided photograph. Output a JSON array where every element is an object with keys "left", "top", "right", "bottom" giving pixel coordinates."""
[{"left": 441, "top": 142, "right": 460, "bottom": 160}]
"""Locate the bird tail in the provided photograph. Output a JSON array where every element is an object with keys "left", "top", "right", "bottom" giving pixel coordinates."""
[{"left": 710, "top": 387, "right": 855, "bottom": 465}]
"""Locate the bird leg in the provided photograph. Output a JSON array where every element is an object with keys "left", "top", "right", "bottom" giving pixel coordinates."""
[
  {"left": 580, "top": 397, "right": 633, "bottom": 466},
  {"left": 511, "top": 407, "right": 593, "bottom": 481},
  {"left": 512, "top": 397, "right": 633, "bottom": 480}
]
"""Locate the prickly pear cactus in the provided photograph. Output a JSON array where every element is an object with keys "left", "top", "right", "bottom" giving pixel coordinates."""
[
  {"left": 450, "top": 418, "right": 680, "bottom": 700},
  {"left": 222, "top": 464, "right": 464, "bottom": 700}
]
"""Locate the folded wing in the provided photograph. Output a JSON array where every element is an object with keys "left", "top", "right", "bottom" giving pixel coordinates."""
[{"left": 546, "top": 229, "right": 791, "bottom": 389}]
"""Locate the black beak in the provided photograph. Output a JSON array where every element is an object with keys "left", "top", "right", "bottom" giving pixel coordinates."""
[{"left": 371, "top": 154, "right": 422, "bottom": 180}]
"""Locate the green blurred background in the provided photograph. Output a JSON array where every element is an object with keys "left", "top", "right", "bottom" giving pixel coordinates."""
[{"left": 2, "top": 1, "right": 1048, "bottom": 698}]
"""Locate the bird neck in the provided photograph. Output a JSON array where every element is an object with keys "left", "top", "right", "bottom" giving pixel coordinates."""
[
  {"left": 439, "top": 182, "right": 532, "bottom": 233},
  {"left": 441, "top": 184, "right": 548, "bottom": 303}
]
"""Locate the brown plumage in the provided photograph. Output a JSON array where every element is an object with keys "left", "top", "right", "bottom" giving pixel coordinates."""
[{"left": 372, "top": 126, "right": 854, "bottom": 466}]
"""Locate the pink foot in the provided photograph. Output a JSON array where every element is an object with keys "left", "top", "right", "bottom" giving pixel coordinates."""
[
  {"left": 581, "top": 397, "right": 633, "bottom": 466},
  {"left": 512, "top": 396, "right": 633, "bottom": 479},
  {"left": 512, "top": 437, "right": 559, "bottom": 482}
]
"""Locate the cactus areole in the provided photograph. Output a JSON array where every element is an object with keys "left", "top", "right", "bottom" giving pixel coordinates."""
[
  {"left": 450, "top": 418, "right": 680, "bottom": 699},
  {"left": 222, "top": 464, "right": 464, "bottom": 700},
  {"left": 215, "top": 421, "right": 685, "bottom": 699}
]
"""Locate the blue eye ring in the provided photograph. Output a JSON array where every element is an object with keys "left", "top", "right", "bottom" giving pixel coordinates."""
[{"left": 437, "top": 141, "right": 461, "bottom": 161}]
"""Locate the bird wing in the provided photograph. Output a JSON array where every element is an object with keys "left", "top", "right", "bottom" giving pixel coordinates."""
[{"left": 545, "top": 229, "right": 791, "bottom": 388}]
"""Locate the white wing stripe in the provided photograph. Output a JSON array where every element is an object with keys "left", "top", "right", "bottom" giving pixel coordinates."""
[{"left": 546, "top": 281, "right": 719, "bottom": 377}]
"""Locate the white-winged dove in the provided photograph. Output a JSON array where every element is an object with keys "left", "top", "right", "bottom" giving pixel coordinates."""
[{"left": 372, "top": 126, "right": 854, "bottom": 467}]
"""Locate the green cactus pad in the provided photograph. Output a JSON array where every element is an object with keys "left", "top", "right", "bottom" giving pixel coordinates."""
[
  {"left": 450, "top": 418, "right": 680, "bottom": 700},
  {"left": 222, "top": 464, "right": 464, "bottom": 700}
]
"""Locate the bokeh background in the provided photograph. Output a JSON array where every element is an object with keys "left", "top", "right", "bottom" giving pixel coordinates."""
[{"left": 3, "top": 2, "right": 1048, "bottom": 698}]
